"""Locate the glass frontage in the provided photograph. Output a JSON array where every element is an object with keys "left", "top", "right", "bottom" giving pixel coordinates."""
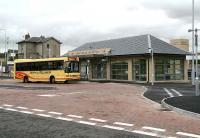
[
  {"left": 132, "top": 59, "right": 146, "bottom": 81},
  {"left": 155, "top": 58, "right": 184, "bottom": 80},
  {"left": 111, "top": 61, "right": 128, "bottom": 80},
  {"left": 92, "top": 61, "right": 107, "bottom": 79}
]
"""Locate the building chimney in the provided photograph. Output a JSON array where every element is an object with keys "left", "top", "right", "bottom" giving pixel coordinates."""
[{"left": 25, "top": 33, "right": 30, "bottom": 40}]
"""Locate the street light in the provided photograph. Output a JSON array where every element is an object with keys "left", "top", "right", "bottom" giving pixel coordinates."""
[
  {"left": 191, "top": 0, "right": 195, "bottom": 85},
  {"left": 148, "top": 47, "right": 154, "bottom": 85},
  {"left": 0, "top": 29, "right": 7, "bottom": 73},
  {"left": 188, "top": 28, "right": 200, "bottom": 96}
]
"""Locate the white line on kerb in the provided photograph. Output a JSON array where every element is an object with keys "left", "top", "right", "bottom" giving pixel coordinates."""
[
  {"left": 89, "top": 118, "right": 107, "bottom": 123},
  {"left": 16, "top": 106, "right": 28, "bottom": 110},
  {"left": 67, "top": 114, "right": 83, "bottom": 118},
  {"left": 56, "top": 117, "right": 73, "bottom": 121},
  {"left": 4, "top": 108, "right": 18, "bottom": 112},
  {"left": 171, "top": 89, "right": 183, "bottom": 96},
  {"left": 142, "top": 126, "right": 166, "bottom": 132},
  {"left": 3, "top": 104, "right": 13, "bottom": 107},
  {"left": 37, "top": 94, "right": 57, "bottom": 97},
  {"left": 37, "top": 114, "right": 52, "bottom": 118},
  {"left": 132, "top": 130, "right": 157, "bottom": 137},
  {"left": 48, "top": 111, "right": 63, "bottom": 115},
  {"left": 19, "top": 110, "right": 34, "bottom": 114},
  {"left": 32, "top": 109, "right": 45, "bottom": 112},
  {"left": 78, "top": 121, "right": 96, "bottom": 126},
  {"left": 114, "top": 122, "right": 134, "bottom": 127},
  {"left": 102, "top": 125, "right": 125, "bottom": 130},
  {"left": 164, "top": 88, "right": 174, "bottom": 97},
  {"left": 176, "top": 132, "right": 200, "bottom": 138},
  {"left": 64, "top": 92, "right": 85, "bottom": 95}
]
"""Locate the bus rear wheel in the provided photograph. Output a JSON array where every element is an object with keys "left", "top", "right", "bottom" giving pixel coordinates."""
[
  {"left": 50, "top": 76, "right": 56, "bottom": 84},
  {"left": 23, "top": 76, "right": 29, "bottom": 83}
]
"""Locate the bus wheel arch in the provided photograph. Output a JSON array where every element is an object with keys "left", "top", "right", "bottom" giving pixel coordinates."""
[
  {"left": 23, "top": 76, "right": 29, "bottom": 83},
  {"left": 49, "top": 76, "right": 56, "bottom": 84}
]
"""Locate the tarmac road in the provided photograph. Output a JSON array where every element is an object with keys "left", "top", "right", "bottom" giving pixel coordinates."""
[
  {"left": 144, "top": 83, "right": 195, "bottom": 103},
  {"left": 0, "top": 109, "right": 147, "bottom": 138}
]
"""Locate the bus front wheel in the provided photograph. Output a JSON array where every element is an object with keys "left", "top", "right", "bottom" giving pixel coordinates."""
[
  {"left": 50, "top": 76, "right": 56, "bottom": 84},
  {"left": 23, "top": 76, "right": 29, "bottom": 83}
]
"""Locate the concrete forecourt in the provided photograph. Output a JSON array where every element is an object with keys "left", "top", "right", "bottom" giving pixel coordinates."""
[{"left": 0, "top": 80, "right": 199, "bottom": 138}]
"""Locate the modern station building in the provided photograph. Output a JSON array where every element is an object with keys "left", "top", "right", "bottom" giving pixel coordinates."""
[{"left": 67, "top": 34, "right": 189, "bottom": 83}]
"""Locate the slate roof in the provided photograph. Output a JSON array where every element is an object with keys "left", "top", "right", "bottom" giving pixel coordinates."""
[
  {"left": 17, "top": 36, "right": 62, "bottom": 44},
  {"left": 70, "top": 34, "right": 189, "bottom": 56}
]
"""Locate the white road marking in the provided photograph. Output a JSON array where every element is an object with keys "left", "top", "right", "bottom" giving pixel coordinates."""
[
  {"left": 4, "top": 108, "right": 18, "bottom": 112},
  {"left": 0, "top": 106, "right": 4, "bottom": 109},
  {"left": 102, "top": 125, "right": 125, "bottom": 130},
  {"left": 32, "top": 109, "right": 45, "bottom": 112},
  {"left": 37, "top": 94, "right": 57, "bottom": 97},
  {"left": 67, "top": 114, "right": 83, "bottom": 118},
  {"left": 132, "top": 130, "right": 157, "bottom": 137},
  {"left": 171, "top": 89, "right": 183, "bottom": 96},
  {"left": 64, "top": 92, "right": 86, "bottom": 95},
  {"left": 19, "top": 110, "right": 34, "bottom": 114},
  {"left": 37, "top": 114, "right": 52, "bottom": 118},
  {"left": 89, "top": 118, "right": 107, "bottom": 123},
  {"left": 142, "top": 126, "right": 166, "bottom": 132},
  {"left": 164, "top": 88, "right": 174, "bottom": 97},
  {"left": 48, "top": 111, "right": 63, "bottom": 115},
  {"left": 113, "top": 122, "right": 134, "bottom": 127},
  {"left": 78, "top": 121, "right": 96, "bottom": 126},
  {"left": 3, "top": 104, "right": 13, "bottom": 107},
  {"left": 168, "top": 137, "right": 177, "bottom": 138},
  {"left": 16, "top": 106, "right": 28, "bottom": 110},
  {"left": 56, "top": 117, "right": 73, "bottom": 121},
  {"left": 176, "top": 132, "right": 200, "bottom": 138}
]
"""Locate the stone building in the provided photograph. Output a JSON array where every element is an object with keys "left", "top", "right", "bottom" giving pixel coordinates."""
[
  {"left": 67, "top": 34, "right": 189, "bottom": 83},
  {"left": 17, "top": 34, "right": 61, "bottom": 59},
  {"left": 170, "top": 39, "right": 189, "bottom": 52}
]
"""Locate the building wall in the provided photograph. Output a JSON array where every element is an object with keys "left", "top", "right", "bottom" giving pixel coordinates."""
[
  {"left": 84, "top": 55, "right": 188, "bottom": 83},
  {"left": 18, "top": 39, "right": 60, "bottom": 59},
  {"left": 43, "top": 39, "right": 60, "bottom": 58},
  {"left": 170, "top": 39, "right": 189, "bottom": 52}
]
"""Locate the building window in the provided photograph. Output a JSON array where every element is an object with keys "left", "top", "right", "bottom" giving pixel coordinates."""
[
  {"left": 92, "top": 60, "right": 107, "bottom": 79},
  {"left": 155, "top": 58, "right": 184, "bottom": 81},
  {"left": 132, "top": 59, "right": 146, "bottom": 81},
  {"left": 111, "top": 61, "right": 128, "bottom": 80}
]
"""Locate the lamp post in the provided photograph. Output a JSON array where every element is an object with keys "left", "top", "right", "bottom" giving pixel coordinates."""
[
  {"left": 148, "top": 47, "right": 154, "bottom": 85},
  {"left": 188, "top": 28, "right": 200, "bottom": 96},
  {"left": 0, "top": 29, "right": 7, "bottom": 73},
  {"left": 191, "top": 0, "right": 195, "bottom": 85}
]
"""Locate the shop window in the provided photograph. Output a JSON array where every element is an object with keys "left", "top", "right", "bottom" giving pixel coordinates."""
[
  {"left": 111, "top": 61, "right": 128, "bottom": 80},
  {"left": 155, "top": 58, "right": 184, "bottom": 81},
  {"left": 132, "top": 59, "right": 146, "bottom": 81}
]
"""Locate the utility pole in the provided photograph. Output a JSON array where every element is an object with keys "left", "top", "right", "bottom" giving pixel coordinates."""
[
  {"left": 191, "top": 0, "right": 195, "bottom": 85},
  {"left": 188, "top": 28, "right": 200, "bottom": 96}
]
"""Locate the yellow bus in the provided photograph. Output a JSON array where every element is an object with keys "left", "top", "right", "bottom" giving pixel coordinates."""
[{"left": 14, "top": 57, "right": 80, "bottom": 83}]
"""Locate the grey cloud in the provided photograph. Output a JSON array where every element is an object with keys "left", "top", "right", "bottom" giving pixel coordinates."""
[{"left": 129, "top": 0, "right": 199, "bottom": 23}]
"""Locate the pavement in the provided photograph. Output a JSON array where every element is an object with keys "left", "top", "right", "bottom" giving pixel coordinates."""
[{"left": 0, "top": 80, "right": 200, "bottom": 137}]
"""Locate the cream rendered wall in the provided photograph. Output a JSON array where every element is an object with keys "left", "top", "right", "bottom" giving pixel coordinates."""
[{"left": 106, "top": 59, "right": 111, "bottom": 80}]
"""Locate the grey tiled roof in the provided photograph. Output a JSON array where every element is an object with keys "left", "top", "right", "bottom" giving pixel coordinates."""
[
  {"left": 71, "top": 34, "right": 189, "bottom": 56},
  {"left": 17, "top": 37, "right": 62, "bottom": 44}
]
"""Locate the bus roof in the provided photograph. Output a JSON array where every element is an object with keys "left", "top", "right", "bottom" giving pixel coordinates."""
[{"left": 14, "top": 57, "right": 78, "bottom": 63}]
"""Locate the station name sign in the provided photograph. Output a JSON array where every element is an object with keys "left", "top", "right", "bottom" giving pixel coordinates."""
[{"left": 68, "top": 48, "right": 111, "bottom": 56}]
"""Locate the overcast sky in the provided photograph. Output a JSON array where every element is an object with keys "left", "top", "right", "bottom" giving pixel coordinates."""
[{"left": 0, "top": 0, "right": 199, "bottom": 54}]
